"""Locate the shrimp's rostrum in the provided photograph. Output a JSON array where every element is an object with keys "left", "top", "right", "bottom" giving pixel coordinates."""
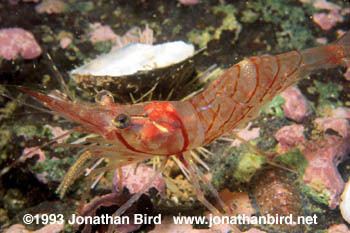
[{"left": 20, "top": 31, "right": 350, "bottom": 207}]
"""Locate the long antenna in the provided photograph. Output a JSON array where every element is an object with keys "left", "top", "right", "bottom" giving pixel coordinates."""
[{"left": 46, "top": 53, "right": 75, "bottom": 101}]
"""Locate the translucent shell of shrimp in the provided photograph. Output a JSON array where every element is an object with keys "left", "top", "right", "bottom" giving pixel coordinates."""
[{"left": 20, "top": 31, "right": 350, "bottom": 233}]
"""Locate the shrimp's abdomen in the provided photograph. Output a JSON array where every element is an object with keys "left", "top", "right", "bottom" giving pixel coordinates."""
[
  {"left": 188, "top": 51, "right": 304, "bottom": 144},
  {"left": 185, "top": 31, "right": 350, "bottom": 147}
]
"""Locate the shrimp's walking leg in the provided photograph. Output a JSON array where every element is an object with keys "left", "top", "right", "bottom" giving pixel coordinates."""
[
  {"left": 180, "top": 153, "right": 241, "bottom": 233},
  {"left": 184, "top": 152, "right": 232, "bottom": 215},
  {"left": 57, "top": 150, "right": 94, "bottom": 198},
  {"left": 107, "top": 156, "right": 168, "bottom": 233}
]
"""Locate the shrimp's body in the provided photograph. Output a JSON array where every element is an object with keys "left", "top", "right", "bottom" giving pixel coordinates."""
[{"left": 19, "top": 31, "right": 350, "bottom": 223}]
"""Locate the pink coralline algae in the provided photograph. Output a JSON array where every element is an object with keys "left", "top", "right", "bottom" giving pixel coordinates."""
[
  {"left": 313, "top": 12, "right": 343, "bottom": 31},
  {"left": 315, "top": 117, "right": 350, "bottom": 138},
  {"left": 59, "top": 36, "right": 72, "bottom": 49},
  {"left": 113, "top": 164, "right": 165, "bottom": 195},
  {"left": 20, "top": 147, "right": 46, "bottom": 163},
  {"left": 274, "top": 124, "right": 306, "bottom": 153},
  {"left": 231, "top": 123, "right": 260, "bottom": 147},
  {"left": 343, "top": 59, "right": 350, "bottom": 81},
  {"left": 112, "top": 25, "right": 154, "bottom": 50},
  {"left": 4, "top": 223, "right": 63, "bottom": 233},
  {"left": 344, "top": 68, "right": 350, "bottom": 81},
  {"left": 244, "top": 229, "right": 267, "bottom": 233},
  {"left": 274, "top": 109, "right": 350, "bottom": 208},
  {"left": 45, "top": 125, "right": 70, "bottom": 143},
  {"left": 280, "top": 86, "right": 311, "bottom": 122},
  {"left": 327, "top": 224, "right": 350, "bottom": 233},
  {"left": 310, "top": 0, "right": 350, "bottom": 31},
  {"left": 303, "top": 135, "right": 350, "bottom": 209},
  {"left": 8, "top": 0, "right": 39, "bottom": 4},
  {"left": 150, "top": 218, "right": 266, "bottom": 233},
  {"left": 178, "top": 0, "right": 200, "bottom": 5},
  {"left": 88, "top": 23, "right": 118, "bottom": 44},
  {"left": 0, "top": 28, "right": 42, "bottom": 60},
  {"left": 332, "top": 107, "right": 350, "bottom": 119},
  {"left": 87, "top": 23, "right": 154, "bottom": 49},
  {"left": 35, "top": 0, "right": 67, "bottom": 14},
  {"left": 78, "top": 193, "right": 142, "bottom": 233},
  {"left": 219, "top": 189, "right": 255, "bottom": 216},
  {"left": 315, "top": 107, "right": 350, "bottom": 138}
]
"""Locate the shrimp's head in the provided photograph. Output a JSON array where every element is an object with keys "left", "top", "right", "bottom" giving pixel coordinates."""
[
  {"left": 107, "top": 101, "right": 187, "bottom": 155},
  {"left": 21, "top": 88, "right": 186, "bottom": 155}
]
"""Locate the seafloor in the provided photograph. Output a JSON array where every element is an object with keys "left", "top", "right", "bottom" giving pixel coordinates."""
[{"left": 0, "top": 0, "right": 350, "bottom": 233}]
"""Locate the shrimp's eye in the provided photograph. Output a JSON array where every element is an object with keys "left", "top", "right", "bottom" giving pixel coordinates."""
[{"left": 113, "top": 113, "right": 130, "bottom": 129}]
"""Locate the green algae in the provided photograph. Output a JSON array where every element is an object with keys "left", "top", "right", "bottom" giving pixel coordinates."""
[
  {"left": 300, "top": 184, "right": 330, "bottom": 207},
  {"left": 312, "top": 80, "right": 343, "bottom": 108},
  {"left": 275, "top": 148, "right": 308, "bottom": 175},
  {"left": 212, "top": 145, "right": 266, "bottom": 189},
  {"left": 261, "top": 95, "right": 285, "bottom": 118},
  {"left": 233, "top": 151, "right": 266, "bottom": 183},
  {"left": 69, "top": 1, "right": 94, "bottom": 13},
  {"left": 94, "top": 41, "right": 113, "bottom": 54},
  {"left": 246, "top": 0, "right": 315, "bottom": 50},
  {"left": 13, "top": 125, "right": 51, "bottom": 139},
  {"left": 187, "top": 4, "right": 241, "bottom": 48},
  {"left": 31, "top": 156, "right": 75, "bottom": 183}
]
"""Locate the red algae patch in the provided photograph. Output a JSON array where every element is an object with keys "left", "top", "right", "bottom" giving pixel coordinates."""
[{"left": 0, "top": 28, "right": 42, "bottom": 60}]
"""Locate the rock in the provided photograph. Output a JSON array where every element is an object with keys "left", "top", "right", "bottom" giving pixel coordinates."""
[
  {"left": 280, "top": 86, "right": 311, "bottom": 122},
  {"left": 253, "top": 169, "right": 302, "bottom": 232}
]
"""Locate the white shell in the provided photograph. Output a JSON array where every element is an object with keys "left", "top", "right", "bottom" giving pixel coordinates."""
[
  {"left": 340, "top": 179, "right": 350, "bottom": 224},
  {"left": 71, "top": 41, "right": 195, "bottom": 77}
]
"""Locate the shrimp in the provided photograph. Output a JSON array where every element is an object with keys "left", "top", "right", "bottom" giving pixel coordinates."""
[{"left": 19, "top": 31, "right": 350, "bottom": 231}]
